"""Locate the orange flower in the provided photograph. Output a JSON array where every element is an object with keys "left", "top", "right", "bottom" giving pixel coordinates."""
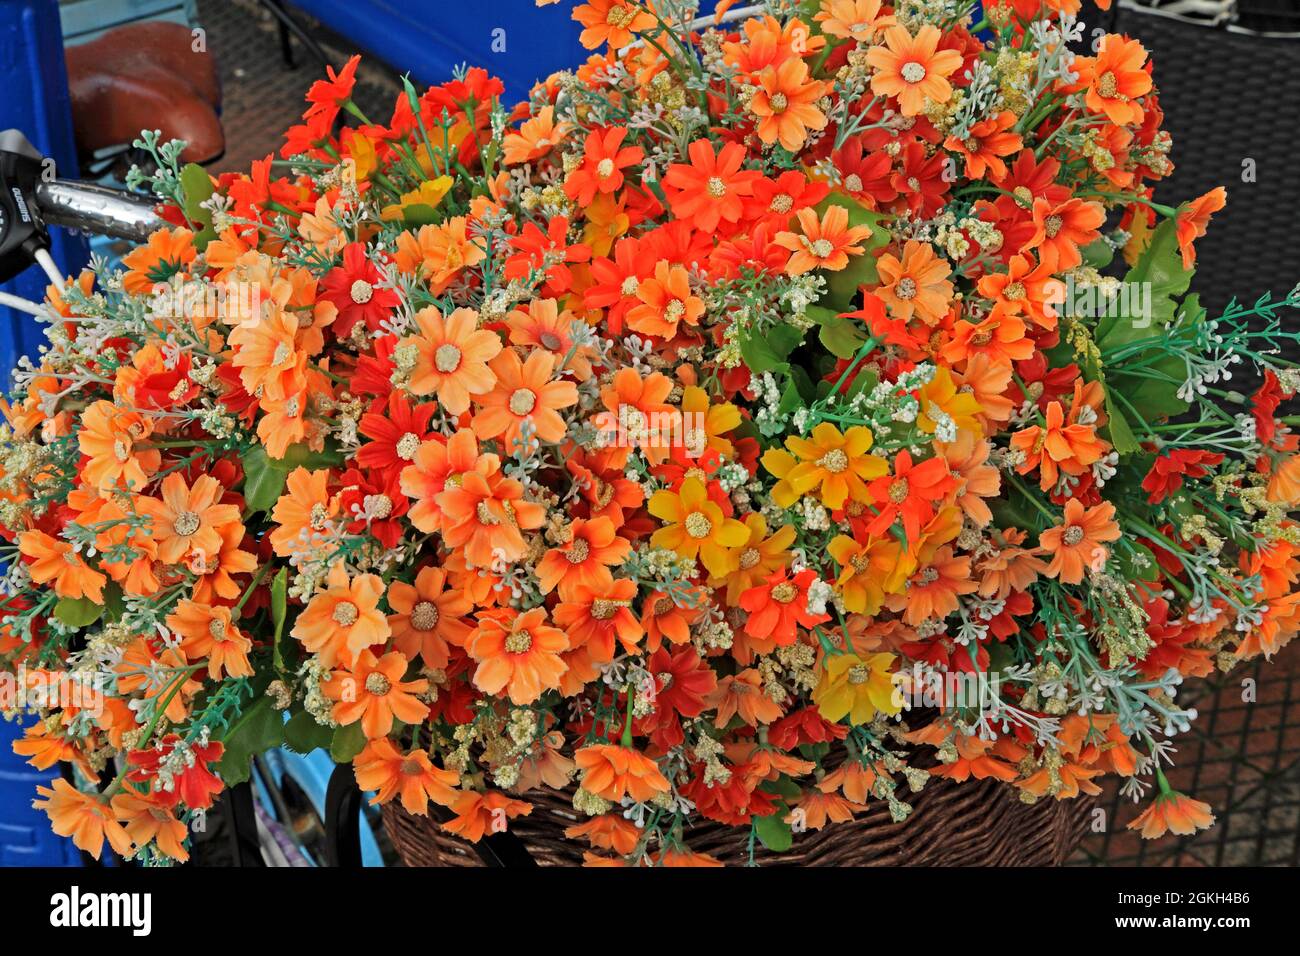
[
  {"left": 594, "top": 367, "right": 678, "bottom": 466},
  {"left": 77, "top": 401, "right": 160, "bottom": 492},
  {"left": 507, "top": 298, "right": 597, "bottom": 379},
  {"left": 886, "top": 546, "right": 977, "bottom": 625},
  {"left": 1077, "top": 35, "right": 1152, "bottom": 127},
  {"left": 324, "top": 649, "right": 429, "bottom": 739},
  {"left": 942, "top": 435, "right": 1001, "bottom": 527},
  {"left": 401, "top": 306, "right": 502, "bottom": 414},
  {"left": 536, "top": 516, "right": 632, "bottom": 598},
  {"left": 711, "top": 513, "right": 795, "bottom": 605},
  {"left": 441, "top": 790, "right": 532, "bottom": 843},
  {"left": 115, "top": 638, "right": 200, "bottom": 723},
  {"left": 227, "top": 309, "right": 309, "bottom": 405},
  {"left": 290, "top": 562, "right": 391, "bottom": 668},
  {"left": 138, "top": 473, "right": 242, "bottom": 566},
  {"left": 977, "top": 253, "right": 1059, "bottom": 330},
  {"left": 814, "top": 0, "right": 894, "bottom": 42},
  {"left": 761, "top": 422, "right": 887, "bottom": 510},
  {"left": 750, "top": 58, "right": 829, "bottom": 152},
  {"left": 626, "top": 260, "right": 705, "bottom": 339},
  {"left": 387, "top": 566, "right": 474, "bottom": 669},
  {"left": 641, "top": 588, "right": 702, "bottom": 652},
  {"left": 709, "top": 668, "right": 785, "bottom": 727},
  {"left": 649, "top": 476, "right": 750, "bottom": 577},
  {"left": 553, "top": 576, "right": 642, "bottom": 662},
  {"left": 775, "top": 204, "right": 874, "bottom": 275},
  {"left": 866, "top": 25, "right": 964, "bottom": 116},
  {"left": 1027, "top": 197, "right": 1105, "bottom": 273},
  {"left": 166, "top": 600, "right": 253, "bottom": 679},
  {"left": 393, "top": 218, "right": 486, "bottom": 293},
  {"left": 472, "top": 347, "right": 578, "bottom": 448},
  {"left": 828, "top": 534, "right": 913, "bottom": 615},
  {"left": 17, "top": 530, "right": 106, "bottom": 602},
  {"left": 270, "top": 467, "right": 338, "bottom": 556},
  {"left": 875, "top": 240, "right": 954, "bottom": 325},
  {"left": 436, "top": 464, "right": 546, "bottom": 567},
  {"left": 353, "top": 738, "right": 460, "bottom": 815},
  {"left": 1174, "top": 187, "right": 1226, "bottom": 270},
  {"left": 1127, "top": 790, "right": 1215, "bottom": 839},
  {"left": 401, "top": 431, "right": 483, "bottom": 536},
  {"left": 121, "top": 227, "right": 195, "bottom": 294},
  {"left": 977, "top": 528, "right": 1048, "bottom": 599},
  {"left": 565, "top": 126, "right": 644, "bottom": 206},
  {"left": 954, "top": 353, "right": 1015, "bottom": 427},
  {"left": 1010, "top": 400, "right": 1109, "bottom": 492},
  {"left": 33, "top": 779, "right": 133, "bottom": 861},
  {"left": 662, "top": 139, "right": 761, "bottom": 234},
  {"left": 941, "top": 308, "right": 1033, "bottom": 369},
  {"left": 565, "top": 814, "right": 641, "bottom": 855},
  {"left": 502, "top": 105, "right": 571, "bottom": 165},
  {"left": 573, "top": 0, "right": 656, "bottom": 50},
  {"left": 574, "top": 744, "right": 670, "bottom": 802},
  {"left": 789, "top": 789, "right": 867, "bottom": 830},
  {"left": 111, "top": 789, "right": 189, "bottom": 862},
  {"left": 466, "top": 607, "right": 569, "bottom": 705},
  {"left": 944, "top": 111, "right": 1022, "bottom": 180},
  {"left": 1039, "top": 498, "right": 1122, "bottom": 585}
]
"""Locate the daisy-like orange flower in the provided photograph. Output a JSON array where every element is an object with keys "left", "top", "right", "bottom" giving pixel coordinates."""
[
  {"left": 641, "top": 588, "right": 703, "bottom": 652},
  {"left": 508, "top": 298, "right": 598, "bottom": 379},
  {"left": 813, "top": 0, "right": 894, "bottom": 42},
  {"left": 1026, "top": 196, "right": 1105, "bottom": 273},
  {"left": 17, "top": 530, "right": 107, "bottom": 603},
  {"left": 626, "top": 260, "right": 706, "bottom": 340},
  {"left": 553, "top": 576, "right": 642, "bottom": 662},
  {"left": 536, "top": 516, "right": 632, "bottom": 599},
  {"left": 944, "top": 111, "right": 1023, "bottom": 180},
  {"left": 865, "top": 449, "right": 958, "bottom": 542},
  {"left": 270, "top": 467, "right": 338, "bottom": 556},
  {"left": 167, "top": 600, "right": 253, "bottom": 679},
  {"left": 1127, "top": 789, "right": 1215, "bottom": 839},
  {"left": 110, "top": 789, "right": 189, "bottom": 862},
  {"left": 437, "top": 464, "right": 546, "bottom": 567},
  {"left": 941, "top": 308, "right": 1034, "bottom": 369},
  {"left": 77, "top": 401, "right": 160, "bottom": 492},
  {"left": 827, "top": 534, "right": 914, "bottom": 615},
  {"left": 593, "top": 367, "right": 678, "bottom": 466},
  {"left": 875, "top": 240, "right": 954, "bottom": 325},
  {"left": 472, "top": 347, "right": 578, "bottom": 449},
  {"left": 1010, "top": 400, "right": 1109, "bottom": 492},
  {"left": 565, "top": 126, "right": 644, "bottom": 206},
  {"left": 887, "top": 546, "right": 977, "bottom": 625},
  {"left": 762, "top": 422, "right": 888, "bottom": 510},
  {"left": 393, "top": 218, "right": 486, "bottom": 293},
  {"left": 466, "top": 607, "right": 569, "bottom": 705},
  {"left": 976, "top": 253, "right": 1060, "bottom": 330},
  {"left": 1174, "top": 186, "right": 1226, "bottom": 270},
  {"left": 662, "top": 139, "right": 763, "bottom": 234},
  {"left": 775, "top": 204, "right": 874, "bottom": 275},
  {"left": 121, "top": 227, "right": 196, "bottom": 294},
  {"left": 137, "top": 473, "right": 242, "bottom": 566},
  {"left": 387, "top": 566, "right": 474, "bottom": 669},
  {"left": 323, "top": 649, "right": 429, "bottom": 739},
  {"left": 401, "top": 306, "right": 503, "bottom": 414},
  {"left": 789, "top": 789, "right": 867, "bottom": 831},
  {"left": 1039, "top": 498, "right": 1122, "bottom": 584},
  {"left": 708, "top": 668, "right": 785, "bottom": 727},
  {"left": 33, "top": 779, "right": 133, "bottom": 861},
  {"left": 290, "top": 562, "right": 390, "bottom": 667},
  {"left": 400, "top": 430, "right": 483, "bottom": 533},
  {"left": 573, "top": 0, "right": 656, "bottom": 50},
  {"left": 750, "top": 58, "right": 829, "bottom": 152},
  {"left": 502, "top": 105, "right": 571, "bottom": 165},
  {"left": 228, "top": 308, "right": 306, "bottom": 403},
  {"left": 575, "top": 744, "right": 670, "bottom": 802},
  {"left": 353, "top": 738, "right": 460, "bottom": 815},
  {"left": 1078, "top": 35, "right": 1153, "bottom": 127},
  {"left": 565, "top": 814, "right": 641, "bottom": 855},
  {"left": 441, "top": 790, "right": 533, "bottom": 843},
  {"left": 648, "top": 476, "right": 750, "bottom": 577},
  {"left": 866, "top": 25, "right": 964, "bottom": 116}
]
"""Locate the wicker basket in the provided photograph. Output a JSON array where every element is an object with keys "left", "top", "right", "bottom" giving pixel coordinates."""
[{"left": 380, "top": 775, "right": 1096, "bottom": 867}]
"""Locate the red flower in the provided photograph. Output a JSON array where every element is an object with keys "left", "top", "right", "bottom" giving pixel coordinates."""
[
  {"left": 767, "top": 707, "right": 849, "bottom": 750},
  {"left": 738, "top": 568, "right": 829, "bottom": 645},
  {"left": 351, "top": 335, "right": 398, "bottom": 398},
  {"left": 890, "top": 138, "right": 948, "bottom": 218},
  {"left": 638, "top": 646, "right": 718, "bottom": 750},
  {"left": 303, "top": 54, "right": 361, "bottom": 124},
  {"left": 127, "top": 735, "right": 225, "bottom": 810},
  {"left": 585, "top": 236, "right": 656, "bottom": 336},
  {"left": 320, "top": 243, "right": 400, "bottom": 338},
  {"left": 1141, "top": 449, "right": 1224, "bottom": 504},
  {"left": 865, "top": 449, "right": 957, "bottom": 541},
  {"left": 564, "top": 127, "right": 643, "bottom": 206},
  {"left": 1252, "top": 371, "right": 1289, "bottom": 445},
  {"left": 356, "top": 389, "right": 440, "bottom": 482},
  {"left": 338, "top": 467, "right": 410, "bottom": 549},
  {"left": 504, "top": 216, "right": 591, "bottom": 295},
  {"left": 662, "top": 138, "right": 762, "bottom": 234}
]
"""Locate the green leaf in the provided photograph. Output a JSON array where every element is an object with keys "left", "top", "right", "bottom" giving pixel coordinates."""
[
  {"left": 179, "top": 163, "right": 218, "bottom": 251},
  {"left": 53, "top": 596, "right": 102, "bottom": 628},
  {"left": 754, "top": 810, "right": 794, "bottom": 853},
  {"left": 216, "top": 696, "right": 285, "bottom": 785},
  {"left": 1103, "top": 389, "right": 1142, "bottom": 456},
  {"left": 812, "top": 192, "right": 890, "bottom": 311},
  {"left": 1095, "top": 220, "right": 1193, "bottom": 352},
  {"left": 776, "top": 366, "right": 814, "bottom": 416},
  {"left": 1080, "top": 237, "right": 1114, "bottom": 271},
  {"left": 242, "top": 445, "right": 291, "bottom": 514},
  {"left": 818, "top": 312, "right": 870, "bottom": 359},
  {"left": 330, "top": 721, "right": 366, "bottom": 763},
  {"left": 283, "top": 710, "right": 334, "bottom": 755},
  {"left": 270, "top": 567, "right": 289, "bottom": 673},
  {"left": 739, "top": 322, "right": 804, "bottom": 375}
]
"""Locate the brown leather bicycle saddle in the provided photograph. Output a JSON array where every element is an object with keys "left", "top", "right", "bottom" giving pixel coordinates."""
[{"left": 65, "top": 21, "right": 224, "bottom": 164}]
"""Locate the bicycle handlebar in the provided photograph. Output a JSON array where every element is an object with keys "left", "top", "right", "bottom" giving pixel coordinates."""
[{"left": 34, "top": 180, "right": 166, "bottom": 244}]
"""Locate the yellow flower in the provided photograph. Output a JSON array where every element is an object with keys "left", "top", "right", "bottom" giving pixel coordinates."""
[
  {"left": 709, "top": 512, "right": 796, "bottom": 605},
  {"left": 381, "top": 176, "right": 455, "bottom": 222},
  {"left": 648, "top": 477, "right": 749, "bottom": 577},
  {"left": 827, "top": 534, "right": 914, "bottom": 615},
  {"left": 813, "top": 652, "right": 900, "bottom": 726},
  {"left": 761, "top": 422, "right": 887, "bottom": 510},
  {"left": 917, "top": 366, "right": 982, "bottom": 438},
  {"left": 680, "top": 385, "right": 741, "bottom": 460}
]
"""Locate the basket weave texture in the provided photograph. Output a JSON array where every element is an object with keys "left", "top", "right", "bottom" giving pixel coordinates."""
[{"left": 381, "top": 776, "right": 1096, "bottom": 867}]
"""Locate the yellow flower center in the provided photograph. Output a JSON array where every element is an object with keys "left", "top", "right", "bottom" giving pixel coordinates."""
[
  {"left": 1097, "top": 71, "right": 1119, "bottom": 99},
  {"left": 888, "top": 478, "right": 910, "bottom": 503},
  {"left": 350, "top": 279, "right": 374, "bottom": 304},
  {"left": 895, "top": 277, "right": 918, "bottom": 301},
  {"left": 901, "top": 61, "right": 927, "bottom": 83},
  {"left": 596, "top": 158, "right": 616, "bottom": 178},
  {"left": 173, "top": 511, "right": 201, "bottom": 537},
  {"left": 509, "top": 388, "right": 537, "bottom": 416},
  {"left": 365, "top": 494, "right": 393, "bottom": 519},
  {"left": 332, "top": 601, "right": 359, "bottom": 626},
  {"left": 818, "top": 448, "right": 849, "bottom": 474},
  {"left": 706, "top": 176, "right": 727, "bottom": 198},
  {"left": 1003, "top": 281, "right": 1026, "bottom": 301},
  {"left": 685, "top": 511, "right": 714, "bottom": 540},
  {"left": 1063, "top": 525, "right": 1085, "bottom": 546},
  {"left": 504, "top": 630, "right": 533, "bottom": 654},
  {"left": 847, "top": 664, "right": 870, "bottom": 685},
  {"left": 208, "top": 618, "right": 227, "bottom": 641},
  {"left": 364, "top": 672, "right": 391, "bottom": 696},
  {"left": 738, "top": 547, "right": 761, "bottom": 570},
  {"left": 590, "top": 599, "right": 622, "bottom": 620},
  {"left": 410, "top": 601, "right": 440, "bottom": 631},
  {"left": 811, "top": 238, "right": 835, "bottom": 259},
  {"left": 769, "top": 194, "right": 793, "bottom": 213},
  {"left": 566, "top": 538, "right": 591, "bottom": 564},
  {"left": 843, "top": 174, "right": 863, "bottom": 194},
  {"left": 770, "top": 582, "right": 798, "bottom": 604},
  {"left": 1044, "top": 215, "right": 1064, "bottom": 239},
  {"left": 396, "top": 432, "right": 421, "bottom": 460},
  {"left": 434, "top": 344, "right": 462, "bottom": 373},
  {"left": 768, "top": 91, "right": 788, "bottom": 113}
]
